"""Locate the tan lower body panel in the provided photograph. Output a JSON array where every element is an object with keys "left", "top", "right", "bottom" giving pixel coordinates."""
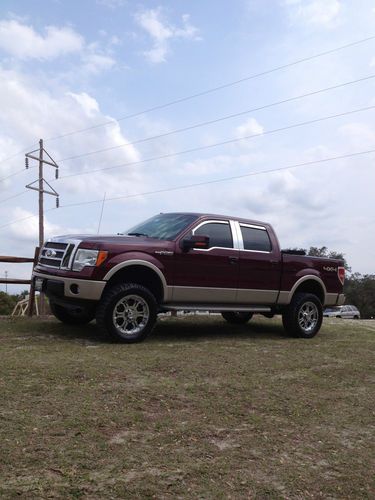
[
  {"left": 171, "top": 286, "right": 237, "bottom": 303},
  {"left": 236, "top": 289, "right": 278, "bottom": 304},
  {"left": 170, "top": 286, "right": 278, "bottom": 304},
  {"left": 278, "top": 290, "right": 343, "bottom": 306}
]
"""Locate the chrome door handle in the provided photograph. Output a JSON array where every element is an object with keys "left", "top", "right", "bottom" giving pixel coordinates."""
[{"left": 229, "top": 256, "right": 239, "bottom": 264}]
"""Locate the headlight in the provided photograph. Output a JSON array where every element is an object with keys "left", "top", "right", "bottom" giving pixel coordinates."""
[{"left": 72, "top": 249, "right": 99, "bottom": 271}]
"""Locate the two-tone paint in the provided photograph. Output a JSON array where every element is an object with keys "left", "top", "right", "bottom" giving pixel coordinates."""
[{"left": 32, "top": 212, "right": 345, "bottom": 309}]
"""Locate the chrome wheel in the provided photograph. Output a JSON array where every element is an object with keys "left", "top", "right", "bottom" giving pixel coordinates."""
[
  {"left": 113, "top": 294, "right": 149, "bottom": 335},
  {"left": 298, "top": 301, "right": 319, "bottom": 333}
]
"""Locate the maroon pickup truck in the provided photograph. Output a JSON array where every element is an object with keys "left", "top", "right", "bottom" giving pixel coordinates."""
[{"left": 32, "top": 212, "right": 345, "bottom": 342}]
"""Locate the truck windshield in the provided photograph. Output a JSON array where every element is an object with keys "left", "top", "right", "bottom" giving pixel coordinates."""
[{"left": 124, "top": 213, "right": 198, "bottom": 241}]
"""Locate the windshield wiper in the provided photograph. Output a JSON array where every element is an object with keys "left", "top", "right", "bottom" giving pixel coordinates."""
[{"left": 127, "top": 232, "right": 149, "bottom": 237}]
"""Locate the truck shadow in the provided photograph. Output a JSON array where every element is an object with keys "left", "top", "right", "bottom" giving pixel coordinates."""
[
  {"left": 150, "top": 317, "right": 288, "bottom": 342},
  {"left": 48, "top": 316, "right": 288, "bottom": 343}
]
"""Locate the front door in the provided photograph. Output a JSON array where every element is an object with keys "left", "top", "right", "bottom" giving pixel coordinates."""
[{"left": 173, "top": 219, "right": 239, "bottom": 303}]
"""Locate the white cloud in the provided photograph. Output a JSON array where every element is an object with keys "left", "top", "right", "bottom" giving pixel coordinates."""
[
  {"left": 338, "top": 122, "right": 375, "bottom": 148},
  {"left": 283, "top": 0, "right": 341, "bottom": 27},
  {"left": 0, "top": 66, "right": 144, "bottom": 201},
  {"left": 82, "top": 53, "right": 116, "bottom": 74},
  {"left": 0, "top": 19, "right": 116, "bottom": 76},
  {"left": 67, "top": 92, "right": 100, "bottom": 117},
  {"left": 0, "top": 19, "right": 84, "bottom": 60},
  {"left": 8, "top": 207, "right": 93, "bottom": 242},
  {"left": 235, "top": 118, "right": 264, "bottom": 138},
  {"left": 135, "top": 8, "right": 200, "bottom": 63}
]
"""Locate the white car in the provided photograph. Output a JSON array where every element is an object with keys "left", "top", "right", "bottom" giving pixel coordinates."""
[{"left": 324, "top": 305, "right": 360, "bottom": 319}]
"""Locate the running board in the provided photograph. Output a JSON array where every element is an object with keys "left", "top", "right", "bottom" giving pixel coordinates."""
[{"left": 162, "top": 304, "right": 272, "bottom": 313}]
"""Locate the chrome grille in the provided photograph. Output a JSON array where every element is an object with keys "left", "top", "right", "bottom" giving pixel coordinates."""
[{"left": 39, "top": 239, "right": 80, "bottom": 269}]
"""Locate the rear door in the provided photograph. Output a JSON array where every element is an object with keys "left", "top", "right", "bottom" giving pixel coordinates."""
[
  {"left": 237, "top": 222, "right": 281, "bottom": 304},
  {"left": 172, "top": 219, "right": 240, "bottom": 303}
]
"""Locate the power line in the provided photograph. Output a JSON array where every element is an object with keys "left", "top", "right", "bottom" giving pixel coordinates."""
[
  {"left": 4, "top": 103, "right": 373, "bottom": 206},
  {"left": 55, "top": 148, "right": 375, "bottom": 208},
  {"left": 1, "top": 34, "right": 374, "bottom": 171},
  {"left": 1, "top": 147, "right": 374, "bottom": 231},
  {"left": 0, "top": 190, "right": 31, "bottom": 205},
  {"left": 57, "top": 75, "right": 375, "bottom": 163},
  {"left": 45, "top": 34, "right": 375, "bottom": 142},
  {"left": 0, "top": 166, "right": 36, "bottom": 184},
  {"left": 56, "top": 104, "right": 375, "bottom": 180},
  {"left": 0, "top": 143, "right": 37, "bottom": 168}
]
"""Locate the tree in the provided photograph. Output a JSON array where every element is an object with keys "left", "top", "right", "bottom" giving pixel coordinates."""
[
  {"left": 283, "top": 246, "right": 351, "bottom": 272},
  {"left": 0, "top": 292, "right": 18, "bottom": 315},
  {"left": 344, "top": 274, "right": 375, "bottom": 319},
  {"left": 307, "top": 246, "right": 351, "bottom": 272}
]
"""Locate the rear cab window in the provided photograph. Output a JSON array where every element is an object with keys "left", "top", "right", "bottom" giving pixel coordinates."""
[{"left": 240, "top": 224, "right": 272, "bottom": 252}]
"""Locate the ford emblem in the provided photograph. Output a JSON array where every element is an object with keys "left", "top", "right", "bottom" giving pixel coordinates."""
[{"left": 46, "top": 249, "right": 57, "bottom": 258}]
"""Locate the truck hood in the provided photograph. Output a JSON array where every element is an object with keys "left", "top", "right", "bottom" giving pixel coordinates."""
[{"left": 49, "top": 234, "right": 171, "bottom": 248}]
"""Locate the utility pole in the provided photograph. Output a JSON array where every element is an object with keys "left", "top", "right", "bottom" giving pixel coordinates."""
[
  {"left": 25, "top": 139, "right": 60, "bottom": 314},
  {"left": 38, "top": 139, "right": 44, "bottom": 249},
  {"left": 4, "top": 270, "right": 8, "bottom": 294}
]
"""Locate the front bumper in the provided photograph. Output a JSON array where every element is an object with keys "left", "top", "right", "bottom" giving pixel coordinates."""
[{"left": 33, "top": 271, "right": 106, "bottom": 301}]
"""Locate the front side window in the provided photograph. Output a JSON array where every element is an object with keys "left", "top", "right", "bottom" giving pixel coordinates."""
[
  {"left": 193, "top": 222, "right": 233, "bottom": 249},
  {"left": 240, "top": 225, "right": 272, "bottom": 252},
  {"left": 124, "top": 213, "right": 198, "bottom": 241}
]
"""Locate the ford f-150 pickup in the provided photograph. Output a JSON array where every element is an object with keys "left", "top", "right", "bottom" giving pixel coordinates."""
[{"left": 32, "top": 212, "right": 345, "bottom": 342}]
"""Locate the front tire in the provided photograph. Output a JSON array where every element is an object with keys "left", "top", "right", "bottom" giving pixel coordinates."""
[
  {"left": 49, "top": 301, "right": 95, "bottom": 325},
  {"left": 282, "top": 293, "right": 322, "bottom": 338},
  {"left": 96, "top": 283, "right": 157, "bottom": 343},
  {"left": 221, "top": 311, "right": 253, "bottom": 324}
]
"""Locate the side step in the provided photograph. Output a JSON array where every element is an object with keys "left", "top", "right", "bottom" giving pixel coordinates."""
[{"left": 162, "top": 304, "right": 272, "bottom": 313}]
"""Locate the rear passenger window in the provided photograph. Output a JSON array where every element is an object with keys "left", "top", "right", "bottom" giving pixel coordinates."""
[
  {"left": 240, "top": 226, "right": 272, "bottom": 252},
  {"left": 194, "top": 222, "right": 233, "bottom": 249}
]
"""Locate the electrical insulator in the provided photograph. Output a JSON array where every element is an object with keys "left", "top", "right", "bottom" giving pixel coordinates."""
[
  {"left": 25, "top": 157, "right": 29, "bottom": 169},
  {"left": 55, "top": 169, "right": 59, "bottom": 179},
  {"left": 56, "top": 197, "right": 60, "bottom": 208}
]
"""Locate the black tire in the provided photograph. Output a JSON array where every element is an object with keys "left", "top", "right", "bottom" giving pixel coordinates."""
[
  {"left": 221, "top": 311, "right": 253, "bottom": 324},
  {"left": 96, "top": 283, "right": 157, "bottom": 343},
  {"left": 282, "top": 293, "right": 322, "bottom": 338},
  {"left": 354, "top": 315, "right": 359, "bottom": 320},
  {"left": 50, "top": 301, "right": 95, "bottom": 325}
]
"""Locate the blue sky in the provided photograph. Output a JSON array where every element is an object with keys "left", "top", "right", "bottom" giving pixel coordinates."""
[{"left": 0, "top": 0, "right": 375, "bottom": 289}]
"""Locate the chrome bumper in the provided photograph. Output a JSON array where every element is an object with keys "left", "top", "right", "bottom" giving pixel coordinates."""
[{"left": 33, "top": 271, "right": 106, "bottom": 301}]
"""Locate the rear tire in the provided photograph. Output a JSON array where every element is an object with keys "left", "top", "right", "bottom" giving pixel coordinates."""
[
  {"left": 221, "top": 311, "right": 253, "bottom": 324},
  {"left": 96, "top": 283, "right": 157, "bottom": 343},
  {"left": 50, "top": 301, "right": 95, "bottom": 325},
  {"left": 282, "top": 293, "right": 322, "bottom": 338}
]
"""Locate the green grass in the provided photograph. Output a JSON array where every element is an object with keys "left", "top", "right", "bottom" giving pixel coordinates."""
[{"left": 0, "top": 315, "right": 374, "bottom": 498}]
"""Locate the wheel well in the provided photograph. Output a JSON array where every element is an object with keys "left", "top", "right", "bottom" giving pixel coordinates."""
[
  {"left": 105, "top": 265, "right": 164, "bottom": 303},
  {"left": 293, "top": 280, "right": 325, "bottom": 304}
]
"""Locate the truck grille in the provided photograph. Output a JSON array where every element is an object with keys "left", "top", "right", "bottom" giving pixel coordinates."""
[{"left": 39, "top": 241, "right": 77, "bottom": 269}]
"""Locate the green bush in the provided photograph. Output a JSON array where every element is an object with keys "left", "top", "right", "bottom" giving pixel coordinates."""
[{"left": 0, "top": 292, "right": 18, "bottom": 315}]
